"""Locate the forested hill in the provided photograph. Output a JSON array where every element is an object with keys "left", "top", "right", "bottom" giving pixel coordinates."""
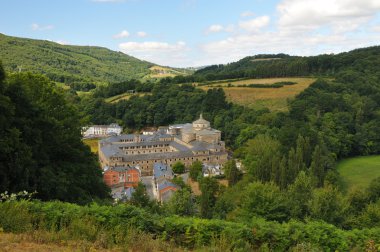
[
  {"left": 181, "top": 46, "right": 380, "bottom": 82},
  {"left": 0, "top": 33, "right": 154, "bottom": 84}
]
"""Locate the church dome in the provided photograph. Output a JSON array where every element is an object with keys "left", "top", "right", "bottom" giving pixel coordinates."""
[{"left": 192, "top": 114, "right": 210, "bottom": 130}]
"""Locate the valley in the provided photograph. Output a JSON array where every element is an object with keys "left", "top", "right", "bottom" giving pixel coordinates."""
[{"left": 1, "top": 30, "right": 380, "bottom": 251}]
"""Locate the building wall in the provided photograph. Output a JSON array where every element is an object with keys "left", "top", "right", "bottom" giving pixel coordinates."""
[
  {"left": 100, "top": 151, "right": 228, "bottom": 176},
  {"left": 103, "top": 170, "right": 119, "bottom": 187},
  {"left": 125, "top": 169, "right": 140, "bottom": 188}
]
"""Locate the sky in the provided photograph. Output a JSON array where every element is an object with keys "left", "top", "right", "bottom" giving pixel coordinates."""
[{"left": 1, "top": 0, "right": 380, "bottom": 67}]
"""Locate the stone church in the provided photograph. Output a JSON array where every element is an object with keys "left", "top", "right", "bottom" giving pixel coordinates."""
[{"left": 98, "top": 114, "right": 228, "bottom": 175}]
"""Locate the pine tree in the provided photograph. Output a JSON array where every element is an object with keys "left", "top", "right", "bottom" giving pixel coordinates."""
[
  {"left": 279, "top": 156, "right": 288, "bottom": 189},
  {"left": 310, "top": 145, "right": 325, "bottom": 187}
]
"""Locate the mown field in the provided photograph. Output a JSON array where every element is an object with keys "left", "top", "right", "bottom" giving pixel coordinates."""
[
  {"left": 198, "top": 77, "right": 316, "bottom": 111},
  {"left": 337, "top": 155, "right": 380, "bottom": 190}
]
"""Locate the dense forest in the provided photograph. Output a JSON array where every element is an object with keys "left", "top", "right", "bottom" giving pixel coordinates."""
[
  {"left": 0, "top": 63, "right": 109, "bottom": 204},
  {"left": 159, "top": 46, "right": 380, "bottom": 84},
  {"left": 1, "top": 44, "right": 380, "bottom": 250}
]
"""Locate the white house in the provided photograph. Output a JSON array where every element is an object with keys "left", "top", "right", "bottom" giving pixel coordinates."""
[
  {"left": 82, "top": 123, "right": 122, "bottom": 138},
  {"left": 203, "top": 164, "right": 223, "bottom": 177}
]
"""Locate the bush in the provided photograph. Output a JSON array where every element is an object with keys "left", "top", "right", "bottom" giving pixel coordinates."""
[
  {"left": 0, "top": 200, "right": 380, "bottom": 250},
  {"left": 0, "top": 200, "right": 33, "bottom": 233}
]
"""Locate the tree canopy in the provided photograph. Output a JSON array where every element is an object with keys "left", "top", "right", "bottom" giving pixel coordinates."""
[{"left": 0, "top": 64, "right": 109, "bottom": 204}]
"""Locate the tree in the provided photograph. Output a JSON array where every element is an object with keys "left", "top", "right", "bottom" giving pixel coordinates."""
[
  {"left": 199, "top": 177, "right": 219, "bottom": 219},
  {"left": 0, "top": 71, "right": 109, "bottom": 204},
  {"left": 189, "top": 161, "right": 203, "bottom": 181},
  {"left": 130, "top": 182, "right": 151, "bottom": 209},
  {"left": 310, "top": 145, "right": 326, "bottom": 187},
  {"left": 165, "top": 187, "right": 195, "bottom": 216},
  {"left": 244, "top": 134, "right": 281, "bottom": 182},
  {"left": 287, "top": 171, "right": 313, "bottom": 219},
  {"left": 366, "top": 176, "right": 380, "bottom": 203},
  {"left": 308, "top": 185, "right": 348, "bottom": 226},
  {"left": 278, "top": 156, "right": 288, "bottom": 189},
  {"left": 172, "top": 161, "right": 185, "bottom": 174},
  {"left": 239, "top": 181, "right": 289, "bottom": 222},
  {"left": 346, "top": 188, "right": 368, "bottom": 214},
  {"left": 171, "top": 176, "right": 187, "bottom": 189},
  {"left": 223, "top": 160, "right": 241, "bottom": 186},
  {"left": 358, "top": 200, "right": 380, "bottom": 228}
]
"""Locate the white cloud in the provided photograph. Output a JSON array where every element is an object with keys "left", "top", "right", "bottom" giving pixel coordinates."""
[
  {"left": 224, "top": 24, "right": 235, "bottom": 33},
  {"left": 277, "top": 0, "right": 380, "bottom": 31},
  {"left": 31, "top": 23, "right": 54, "bottom": 31},
  {"left": 118, "top": 41, "right": 189, "bottom": 66},
  {"left": 371, "top": 24, "right": 380, "bottom": 32},
  {"left": 239, "top": 16, "right": 270, "bottom": 32},
  {"left": 119, "top": 41, "right": 186, "bottom": 52},
  {"left": 137, "top": 31, "right": 147, "bottom": 37},
  {"left": 192, "top": 0, "right": 380, "bottom": 66},
  {"left": 113, "top": 30, "right": 130, "bottom": 39},
  {"left": 206, "top": 24, "right": 224, "bottom": 34},
  {"left": 205, "top": 24, "right": 235, "bottom": 34},
  {"left": 240, "top": 11, "right": 255, "bottom": 17}
]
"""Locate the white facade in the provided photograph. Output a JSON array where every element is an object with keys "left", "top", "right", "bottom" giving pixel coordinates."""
[
  {"left": 82, "top": 123, "right": 122, "bottom": 138},
  {"left": 203, "top": 164, "right": 223, "bottom": 177}
]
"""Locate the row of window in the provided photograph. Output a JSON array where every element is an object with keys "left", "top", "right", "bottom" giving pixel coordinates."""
[{"left": 120, "top": 143, "right": 170, "bottom": 150}]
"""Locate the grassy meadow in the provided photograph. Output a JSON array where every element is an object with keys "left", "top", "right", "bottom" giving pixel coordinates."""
[
  {"left": 337, "top": 155, "right": 380, "bottom": 190},
  {"left": 199, "top": 77, "right": 316, "bottom": 111}
]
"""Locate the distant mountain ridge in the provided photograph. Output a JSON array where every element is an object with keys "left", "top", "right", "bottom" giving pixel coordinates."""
[{"left": 0, "top": 33, "right": 156, "bottom": 84}]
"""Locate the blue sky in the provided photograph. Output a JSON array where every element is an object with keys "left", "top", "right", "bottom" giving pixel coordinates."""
[{"left": 1, "top": 0, "right": 380, "bottom": 67}]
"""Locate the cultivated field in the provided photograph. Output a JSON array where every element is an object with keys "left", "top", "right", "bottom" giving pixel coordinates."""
[
  {"left": 337, "top": 155, "right": 380, "bottom": 191},
  {"left": 199, "top": 77, "right": 316, "bottom": 111}
]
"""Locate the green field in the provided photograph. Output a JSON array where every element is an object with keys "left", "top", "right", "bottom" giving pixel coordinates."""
[{"left": 337, "top": 155, "right": 380, "bottom": 190}]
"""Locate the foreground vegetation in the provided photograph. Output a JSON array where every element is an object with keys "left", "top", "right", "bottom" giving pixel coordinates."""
[
  {"left": 1, "top": 199, "right": 380, "bottom": 251},
  {"left": 338, "top": 155, "right": 380, "bottom": 190}
]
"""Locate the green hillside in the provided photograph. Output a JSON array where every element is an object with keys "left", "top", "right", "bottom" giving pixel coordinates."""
[
  {"left": 193, "top": 46, "right": 380, "bottom": 80},
  {"left": 0, "top": 33, "right": 154, "bottom": 84},
  {"left": 337, "top": 155, "right": 380, "bottom": 190}
]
